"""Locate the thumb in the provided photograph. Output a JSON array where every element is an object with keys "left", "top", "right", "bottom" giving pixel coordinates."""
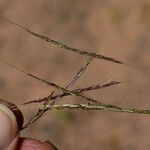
[{"left": 0, "top": 99, "right": 23, "bottom": 150}]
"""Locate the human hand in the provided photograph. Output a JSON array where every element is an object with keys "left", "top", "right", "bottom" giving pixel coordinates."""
[{"left": 0, "top": 99, "right": 57, "bottom": 150}]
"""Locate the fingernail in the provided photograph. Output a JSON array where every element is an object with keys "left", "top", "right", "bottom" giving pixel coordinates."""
[{"left": 0, "top": 99, "right": 23, "bottom": 149}]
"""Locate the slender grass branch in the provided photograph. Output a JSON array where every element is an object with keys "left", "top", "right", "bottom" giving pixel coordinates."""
[
  {"left": 41, "top": 103, "right": 150, "bottom": 114},
  {"left": 22, "top": 102, "right": 150, "bottom": 130},
  {"left": 65, "top": 56, "right": 93, "bottom": 89},
  {"left": 0, "top": 16, "right": 128, "bottom": 65},
  {"left": 23, "top": 80, "right": 121, "bottom": 105}
]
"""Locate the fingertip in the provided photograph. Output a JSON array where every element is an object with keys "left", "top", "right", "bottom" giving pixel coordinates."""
[
  {"left": 0, "top": 99, "right": 23, "bottom": 131},
  {"left": 0, "top": 99, "right": 23, "bottom": 149},
  {"left": 18, "top": 138, "right": 58, "bottom": 150}
]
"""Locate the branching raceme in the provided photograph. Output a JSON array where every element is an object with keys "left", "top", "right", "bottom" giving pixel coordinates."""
[{"left": 0, "top": 16, "right": 148, "bottom": 130}]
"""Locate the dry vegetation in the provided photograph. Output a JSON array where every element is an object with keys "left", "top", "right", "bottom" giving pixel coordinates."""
[{"left": 0, "top": 1, "right": 150, "bottom": 150}]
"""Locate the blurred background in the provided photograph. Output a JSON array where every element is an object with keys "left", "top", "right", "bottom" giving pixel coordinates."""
[{"left": 0, "top": 0, "right": 150, "bottom": 149}]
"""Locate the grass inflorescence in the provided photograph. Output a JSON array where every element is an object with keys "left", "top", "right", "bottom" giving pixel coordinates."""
[{"left": 0, "top": 16, "right": 148, "bottom": 130}]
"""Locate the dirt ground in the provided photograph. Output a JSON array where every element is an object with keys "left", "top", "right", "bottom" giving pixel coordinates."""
[{"left": 1, "top": 0, "right": 150, "bottom": 150}]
